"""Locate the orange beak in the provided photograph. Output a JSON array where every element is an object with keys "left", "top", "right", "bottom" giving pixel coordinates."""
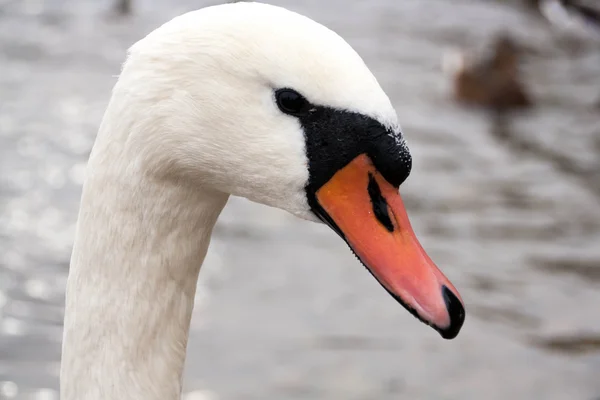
[{"left": 314, "top": 154, "right": 465, "bottom": 339}]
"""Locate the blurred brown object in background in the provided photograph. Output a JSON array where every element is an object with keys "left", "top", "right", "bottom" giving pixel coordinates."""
[{"left": 443, "top": 33, "right": 532, "bottom": 112}]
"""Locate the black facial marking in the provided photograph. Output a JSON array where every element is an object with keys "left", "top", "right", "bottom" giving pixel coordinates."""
[
  {"left": 298, "top": 106, "right": 412, "bottom": 199},
  {"left": 367, "top": 173, "right": 394, "bottom": 232},
  {"left": 272, "top": 89, "right": 412, "bottom": 228},
  {"left": 273, "top": 88, "right": 412, "bottom": 222}
]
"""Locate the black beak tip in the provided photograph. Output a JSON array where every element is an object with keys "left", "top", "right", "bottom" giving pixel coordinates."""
[{"left": 437, "top": 285, "right": 466, "bottom": 340}]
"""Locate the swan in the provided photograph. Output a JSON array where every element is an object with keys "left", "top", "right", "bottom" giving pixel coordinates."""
[{"left": 60, "top": 3, "right": 465, "bottom": 399}]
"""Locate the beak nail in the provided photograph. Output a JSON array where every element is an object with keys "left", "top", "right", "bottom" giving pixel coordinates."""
[{"left": 439, "top": 285, "right": 465, "bottom": 340}]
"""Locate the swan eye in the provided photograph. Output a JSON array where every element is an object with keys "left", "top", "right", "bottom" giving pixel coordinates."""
[{"left": 275, "top": 89, "right": 310, "bottom": 116}]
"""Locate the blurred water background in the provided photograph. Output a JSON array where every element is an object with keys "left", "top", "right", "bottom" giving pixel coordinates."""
[{"left": 1, "top": 0, "right": 599, "bottom": 399}]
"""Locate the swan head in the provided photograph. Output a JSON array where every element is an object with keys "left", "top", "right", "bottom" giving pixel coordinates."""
[{"left": 114, "top": 2, "right": 465, "bottom": 339}]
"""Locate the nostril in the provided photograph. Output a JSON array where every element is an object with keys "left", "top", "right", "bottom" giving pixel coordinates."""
[
  {"left": 367, "top": 173, "right": 394, "bottom": 232},
  {"left": 438, "top": 285, "right": 466, "bottom": 340}
]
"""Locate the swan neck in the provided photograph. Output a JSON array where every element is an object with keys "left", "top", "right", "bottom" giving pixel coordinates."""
[{"left": 60, "top": 163, "right": 228, "bottom": 400}]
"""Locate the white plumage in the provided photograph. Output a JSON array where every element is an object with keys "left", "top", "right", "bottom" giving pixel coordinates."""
[{"left": 61, "top": 3, "right": 400, "bottom": 400}]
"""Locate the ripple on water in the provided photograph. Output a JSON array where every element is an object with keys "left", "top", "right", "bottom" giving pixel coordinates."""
[{"left": 531, "top": 334, "right": 600, "bottom": 356}]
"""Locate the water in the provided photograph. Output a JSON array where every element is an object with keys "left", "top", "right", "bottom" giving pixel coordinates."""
[{"left": 1, "top": 0, "right": 599, "bottom": 399}]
